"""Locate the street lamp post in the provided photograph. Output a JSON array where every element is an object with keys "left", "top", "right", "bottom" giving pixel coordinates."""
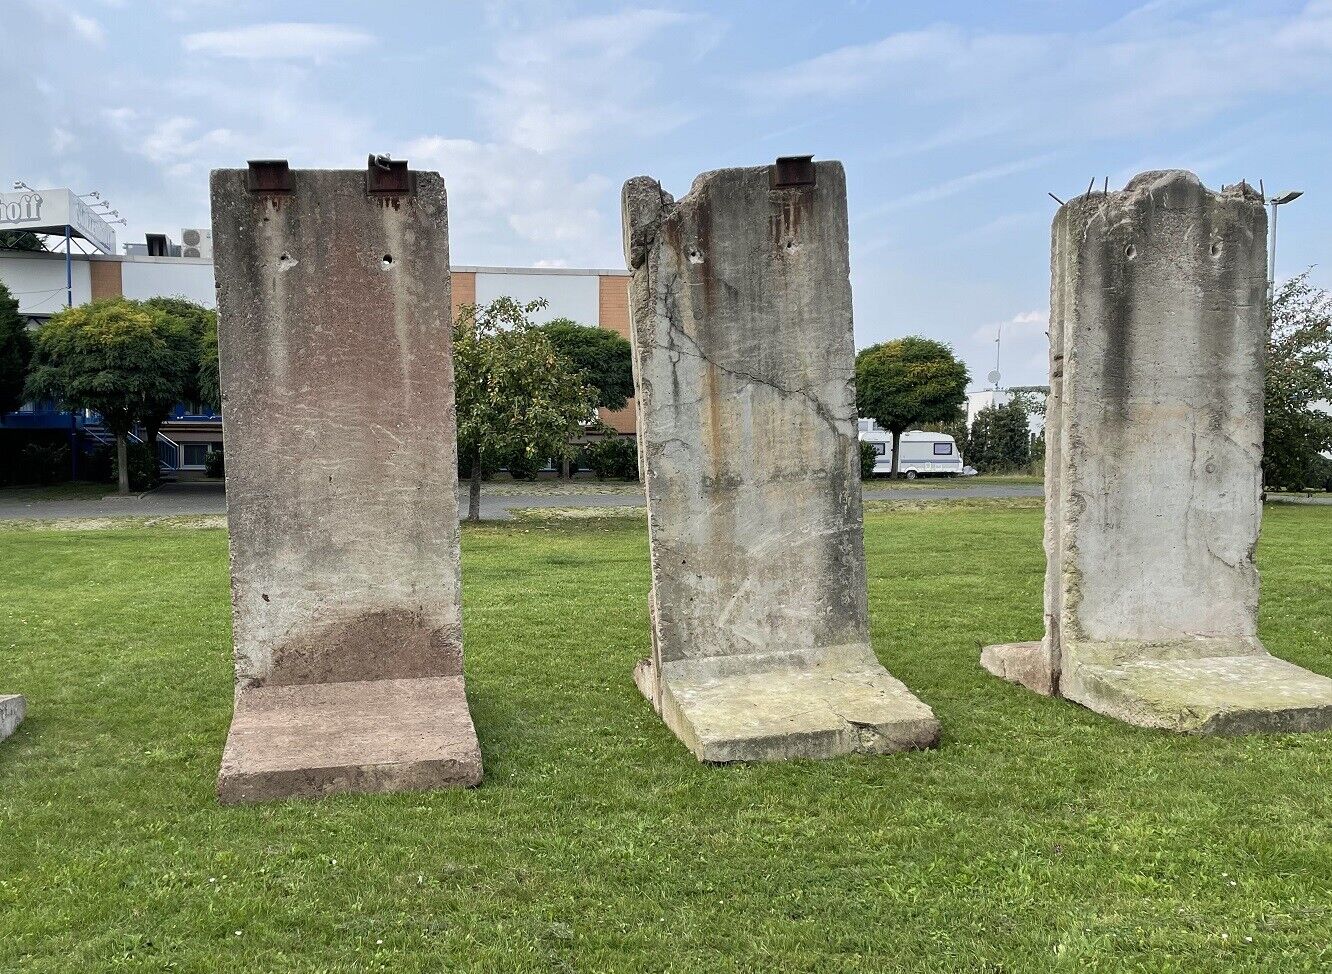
[{"left": 1268, "top": 189, "right": 1304, "bottom": 307}]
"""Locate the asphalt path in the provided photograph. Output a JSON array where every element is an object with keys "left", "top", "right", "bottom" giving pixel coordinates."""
[{"left": 0, "top": 480, "right": 1046, "bottom": 522}]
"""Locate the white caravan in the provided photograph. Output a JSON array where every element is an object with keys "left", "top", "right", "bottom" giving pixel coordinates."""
[{"left": 857, "top": 420, "right": 965, "bottom": 479}]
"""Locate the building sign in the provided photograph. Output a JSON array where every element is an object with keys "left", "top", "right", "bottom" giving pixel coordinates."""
[{"left": 0, "top": 188, "right": 116, "bottom": 255}]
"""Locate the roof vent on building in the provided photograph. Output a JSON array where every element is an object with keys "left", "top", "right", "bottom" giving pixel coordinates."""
[{"left": 146, "top": 233, "right": 170, "bottom": 257}]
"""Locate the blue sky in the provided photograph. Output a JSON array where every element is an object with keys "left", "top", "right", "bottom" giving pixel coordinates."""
[{"left": 7, "top": 0, "right": 1331, "bottom": 387}]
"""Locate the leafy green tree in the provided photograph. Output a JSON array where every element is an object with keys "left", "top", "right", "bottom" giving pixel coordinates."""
[
  {"left": 0, "top": 230, "right": 44, "bottom": 252},
  {"left": 966, "top": 400, "right": 1031, "bottom": 473},
  {"left": 199, "top": 313, "right": 220, "bottom": 410},
  {"left": 142, "top": 296, "right": 217, "bottom": 403},
  {"left": 139, "top": 297, "right": 213, "bottom": 446},
  {"left": 537, "top": 318, "right": 633, "bottom": 477},
  {"left": 538, "top": 318, "right": 634, "bottom": 410},
  {"left": 453, "top": 297, "right": 596, "bottom": 520},
  {"left": 1264, "top": 272, "right": 1332, "bottom": 490},
  {"left": 0, "top": 281, "right": 32, "bottom": 417},
  {"left": 24, "top": 299, "right": 195, "bottom": 494},
  {"left": 1029, "top": 430, "right": 1046, "bottom": 471},
  {"left": 855, "top": 337, "right": 969, "bottom": 478}
]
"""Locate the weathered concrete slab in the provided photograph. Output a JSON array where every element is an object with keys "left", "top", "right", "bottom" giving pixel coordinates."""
[
  {"left": 638, "top": 651, "right": 939, "bottom": 763},
  {"left": 979, "top": 642, "right": 1055, "bottom": 696},
  {"left": 210, "top": 160, "right": 481, "bottom": 800},
  {"left": 1064, "top": 647, "right": 1332, "bottom": 734},
  {"left": 623, "top": 159, "right": 939, "bottom": 762},
  {"left": 981, "top": 171, "right": 1332, "bottom": 734},
  {"left": 0, "top": 694, "right": 24, "bottom": 743},
  {"left": 217, "top": 677, "right": 481, "bottom": 804}
]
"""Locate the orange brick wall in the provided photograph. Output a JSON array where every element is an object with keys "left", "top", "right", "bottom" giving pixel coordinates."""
[
  {"left": 450, "top": 271, "right": 476, "bottom": 323},
  {"left": 597, "top": 274, "right": 636, "bottom": 434},
  {"left": 89, "top": 260, "right": 123, "bottom": 301}
]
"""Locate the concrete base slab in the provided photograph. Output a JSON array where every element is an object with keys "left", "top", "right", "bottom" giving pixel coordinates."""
[
  {"left": 1063, "top": 652, "right": 1332, "bottom": 735},
  {"left": 980, "top": 641, "right": 1056, "bottom": 696},
  {"left": 635, "top": 655, "right": 939, "bottom": 763},
  {"left": 1, "top": 694, "right": 25, "bottom": 743},
  {"left": 217, "top": 676, "right": 482, "bottom": 804}
]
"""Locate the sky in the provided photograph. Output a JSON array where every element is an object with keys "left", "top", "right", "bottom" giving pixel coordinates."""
[{"left": 6, "top": 0, "right": 1332, "bottom": 388}]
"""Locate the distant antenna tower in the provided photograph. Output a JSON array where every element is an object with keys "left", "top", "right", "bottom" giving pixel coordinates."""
[{"left": 989, "top": 325, "right": 1002, "bottom": 391}]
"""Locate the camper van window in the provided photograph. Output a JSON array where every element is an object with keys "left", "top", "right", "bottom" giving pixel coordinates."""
[
  {"left": 873, "top": 443, "right": 887, "bottom": 456},
  {"left": 933, "top": 442, "right": 953, "bottom": 455}
]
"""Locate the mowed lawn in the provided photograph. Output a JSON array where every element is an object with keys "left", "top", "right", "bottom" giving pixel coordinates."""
[{"left": 2, "top": 503, "right": 1331, "bottom": 973}]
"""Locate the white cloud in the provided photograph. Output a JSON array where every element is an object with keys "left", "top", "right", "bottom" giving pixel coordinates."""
[
  {"left": 182, "top": 23, "right": 375, "bottom": 61},
  {"left": 404, "top": 136, "right": 614, "bottom": 263},
  {"left": 69, "top": 12, "right": 105, "bottom": 43},
  {"left": 747, "top": 3, "right": 1332, "bottom": 143},
  {"left": 477, "top": 9, "right": 718, "bottom": 153},
  {"left": 968, "top": 310, "right": 1050, "bottom": 387},
  {"left": 27, "top": 1, "right": 105, "bottom": 44}
]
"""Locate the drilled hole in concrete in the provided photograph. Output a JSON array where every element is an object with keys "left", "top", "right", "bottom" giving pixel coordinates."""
[
  {"left": 382, "top": 254, "right": 394, "bottom": 268},
  {"left": 1210, "top": 241, "right": 1222, "bottom": 257},
  {"left": 279, "top": 253, "right": 291, "bottom": 262},
  {"left": 1124, "top": 244, "right": 1137, "bottom": 259}
]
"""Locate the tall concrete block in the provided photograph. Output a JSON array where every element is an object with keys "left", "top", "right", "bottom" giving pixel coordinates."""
[
  {"left": 623, "top": 158, "right": 939, "bottom": 762},
  {"left": 0, "top": 694, "right": 24, "bottom": 743},
  {"left": 210, "top": 160, "right": 481, "bottom": 802},
  {"left": 982, "top": 170, "right": 1332, "bottom": 733}
]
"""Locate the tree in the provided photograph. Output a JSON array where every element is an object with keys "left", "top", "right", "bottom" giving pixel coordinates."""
[
  {"left": 199, "top": 313, "right": 220, "bottom": 411},
  {"left": 24, "top": 299, "right": 195, "bottom": 494},
  {"left": 453, "top": 297, "right": 597, "bottom": 520},
  {"left": 966, "top": 400, "right": 1031, "bottom": 473},
  {"left": 0, "top": 281, "right": 32, "bottom": 417},
  {"left": 0, "top": 230, "right": 44, "bottom": 252},
  {"left": 139, "top": 297, "right": 213, "bottom": 447},
  {"left": 537, "top": 318, "right": 634, "bottom": 478},
  {"left": 855, "top": 336, "right": 969, "bottom": 478},
  {"left": 537, "top": 318, "right": 634, "bottom": 410},
  {"left": 1264, "top": 272, "right": 1332, "bottom": 490}
]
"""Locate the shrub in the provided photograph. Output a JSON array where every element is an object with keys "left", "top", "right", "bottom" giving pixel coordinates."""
[
  {"left": 584, "top": 435, "right": 638, "bottom": 481},
  {"left": 859, "top": 440, "right": 877, "bottom": 481},
  {"left": 17, "top": 442, "right": 70, "bottom": 485},
  {"left": 111, "top": 443, "right": 160, "bottom": 492},
  {"left": 204, "top": 448, "right": 225, "bottom": 479},
  {"left": 572, "top": 446, "right": 591, "bottom": 475},
  {"left": 505, "top": 449, "right": 542, "bottom": 482}
]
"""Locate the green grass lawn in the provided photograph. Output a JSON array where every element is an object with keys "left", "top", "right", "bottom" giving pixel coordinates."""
[{"left": 2, "top": 504, "right": 1331, "bottom": 972}]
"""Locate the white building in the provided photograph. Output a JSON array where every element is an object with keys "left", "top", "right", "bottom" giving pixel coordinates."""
[{"left": 965, "top": 388, "right": 1046, "bottom": 438}]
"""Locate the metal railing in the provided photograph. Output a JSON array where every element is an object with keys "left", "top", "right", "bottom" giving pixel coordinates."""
[{"left": 80, "top": 425, "right": 181, "bottom": 473}]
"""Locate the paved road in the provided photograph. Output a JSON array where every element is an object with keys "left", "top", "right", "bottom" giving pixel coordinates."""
[{"left": 0, "top": 481, "right": 1045, "bottom": 522}]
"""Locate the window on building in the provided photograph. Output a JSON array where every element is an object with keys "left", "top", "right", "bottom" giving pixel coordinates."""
[
  {"left": 181, "top": 442, "right": 223, "bottom": 467},
  {"left": 933, "top": 442, "right": 953, "bottom": 456}
]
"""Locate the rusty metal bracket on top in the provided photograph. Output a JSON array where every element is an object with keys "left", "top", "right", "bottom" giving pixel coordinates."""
[
  {"left": 246, "top": 159, "right": 293, "bottom": 194},
  {"left": 770, "top": 155, "right": 815, "bottom": 189},
  {"left": 244, "top": 157, "right": 415, "bottom": 196},
  {"left": 366, "top": 154, "right": 414, "bottom": 196}
]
